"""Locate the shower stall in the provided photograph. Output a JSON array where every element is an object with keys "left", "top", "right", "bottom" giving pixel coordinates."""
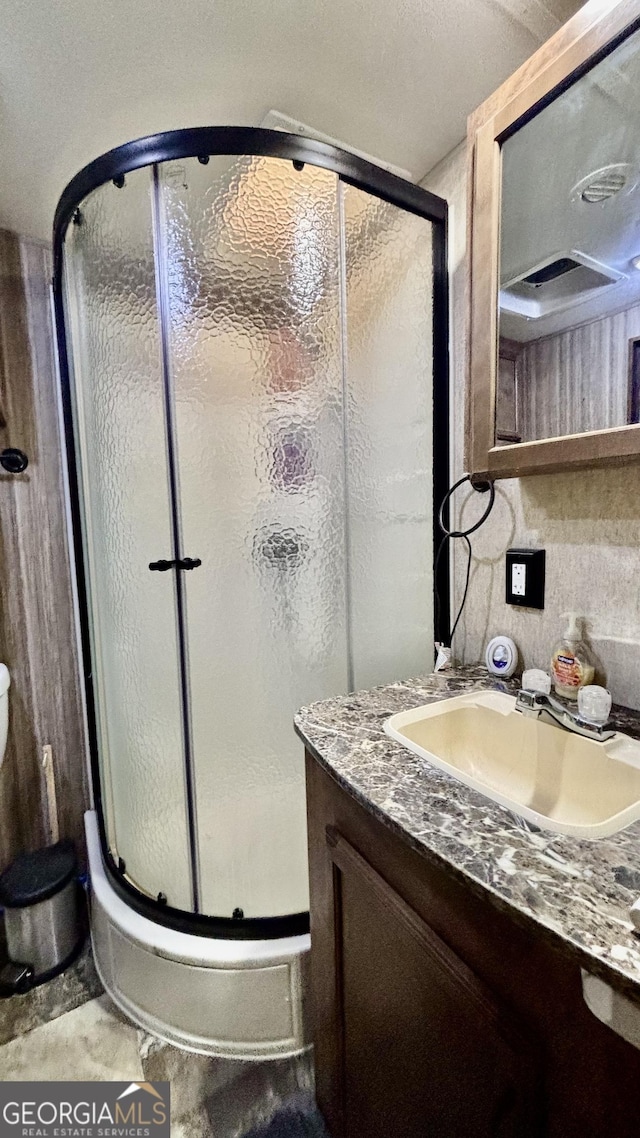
[{"left": 53, "top": 128, "right": 448, "bottom": 1057}]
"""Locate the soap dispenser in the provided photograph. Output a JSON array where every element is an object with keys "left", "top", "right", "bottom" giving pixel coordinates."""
[{"left": 550, "top": 612, "right": 595, "bottom": 701}]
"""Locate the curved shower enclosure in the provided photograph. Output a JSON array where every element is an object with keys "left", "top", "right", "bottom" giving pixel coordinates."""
[{"left": 53, "top": 128, "right": 448, "bottom": 1057}]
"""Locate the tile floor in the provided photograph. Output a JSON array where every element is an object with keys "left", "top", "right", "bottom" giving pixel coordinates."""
[
  {"left": 0, "top": 993, "right": 316, "bottom": 1138},
  {"left": 0, "top": 941, "right": 101, "bottom": 1047}
]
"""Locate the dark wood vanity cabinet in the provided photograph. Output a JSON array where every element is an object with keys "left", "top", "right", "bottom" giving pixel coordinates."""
[
  {"left": 305, "top": 753, "right": 640, "bottom": 1138},
  {"left": 322, "top": 825, "right": 539, "bottom": 1137}
]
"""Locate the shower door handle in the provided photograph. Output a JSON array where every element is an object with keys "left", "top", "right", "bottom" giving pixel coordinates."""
[
  {"left": 149, "top": 559, "right": 176, "bottom": 572},
  {"left": 148, "top": 557, "right": 202, "bottom": 572}
]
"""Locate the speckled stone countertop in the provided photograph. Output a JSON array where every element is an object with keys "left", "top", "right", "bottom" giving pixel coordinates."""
[{"left": 295, "top": 666, "right": 640, "bottom": 1001}]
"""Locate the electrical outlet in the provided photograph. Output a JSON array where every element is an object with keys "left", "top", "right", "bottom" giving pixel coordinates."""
[
  {"left": 506, "top": 548, "right": 545, "bottom": 609},
  {"left": 511, "top": 562, "right": 526, "bottom": 597}
]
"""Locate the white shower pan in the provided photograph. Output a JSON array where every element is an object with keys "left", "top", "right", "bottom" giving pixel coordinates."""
[{"left": 85, "top": 811, "right": 311, "bottom": 1058}]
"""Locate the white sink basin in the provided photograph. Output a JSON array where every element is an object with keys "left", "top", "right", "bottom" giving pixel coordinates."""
[{"left": 384, "top": 690, "right": 640, "bottom": 839}]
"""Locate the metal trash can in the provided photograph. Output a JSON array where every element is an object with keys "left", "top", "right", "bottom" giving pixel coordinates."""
[{"left": 0, "top": 840, "right": 83, "bottom": 997}]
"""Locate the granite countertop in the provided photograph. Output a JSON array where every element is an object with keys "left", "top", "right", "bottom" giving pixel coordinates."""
[{"left": 295, "top": 665, "right": 640, "bottom": 1001}]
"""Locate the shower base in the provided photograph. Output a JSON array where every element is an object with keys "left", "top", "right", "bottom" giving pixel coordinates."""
[{"left": 85, "top": 811, "right": 311, "bottom": 1058}]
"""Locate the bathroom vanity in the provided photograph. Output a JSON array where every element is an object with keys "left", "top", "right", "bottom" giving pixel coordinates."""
[{"left": 297, "top": 668, "right": 640, "bottom": 1138}]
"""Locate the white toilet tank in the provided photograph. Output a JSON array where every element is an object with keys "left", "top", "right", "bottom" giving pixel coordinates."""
[{"left": 0, "top": 664, "right": 10, "bottom": 766}]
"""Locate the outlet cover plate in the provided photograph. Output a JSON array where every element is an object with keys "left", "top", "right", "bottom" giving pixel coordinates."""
[{"left": 506, "top": 548, "right": 545, "bottom": 609}]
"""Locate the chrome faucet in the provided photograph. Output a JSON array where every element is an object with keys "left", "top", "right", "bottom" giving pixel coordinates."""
[{"left": 515, "top": 689, "right": 615, "bottom": 742}]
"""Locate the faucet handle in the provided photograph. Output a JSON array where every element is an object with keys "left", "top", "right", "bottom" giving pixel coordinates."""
[
  {"left": 522, "top": 668, "right": 552, "bottom": 695},
  {"left": 578, "top": 686, "right": 612, "bottom": 726}
]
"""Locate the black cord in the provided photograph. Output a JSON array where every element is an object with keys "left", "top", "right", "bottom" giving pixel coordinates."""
[
  {"left": 434, "top": 474, "right": 495, "bottom": 648},
  {"left": 438, "top": 473, "right": 495, "bottom": 537}
]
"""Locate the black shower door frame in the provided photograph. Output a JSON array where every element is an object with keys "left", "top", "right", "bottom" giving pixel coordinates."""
[{"left": 53, "top": 127, "right": 450, "bottom": 940}]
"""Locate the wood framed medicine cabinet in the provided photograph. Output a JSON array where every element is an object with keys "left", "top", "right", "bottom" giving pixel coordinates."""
[{"left": 467, "top": 0, "right": 640, "bottom": 479}]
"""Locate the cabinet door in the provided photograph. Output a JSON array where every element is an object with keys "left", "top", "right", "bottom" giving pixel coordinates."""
[{"left": 324, "top": 828, "right": 541, "bottom": 1138}]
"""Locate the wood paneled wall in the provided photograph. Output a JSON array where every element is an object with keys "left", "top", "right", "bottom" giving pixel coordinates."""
[
  {"left": 516, "top": 302, "right": 640, "bottom": 442},
  {"left": 0, "top": 229, "right": 88, "bottom": 869}
]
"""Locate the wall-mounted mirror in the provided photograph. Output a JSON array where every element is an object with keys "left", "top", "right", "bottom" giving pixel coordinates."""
[{"left": 468, "top": 0, "right": 640, "bottom": 478}]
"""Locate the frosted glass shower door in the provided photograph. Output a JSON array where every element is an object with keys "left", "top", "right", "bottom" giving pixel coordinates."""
[
  {"left": 342, "top": 185, "right": 434, "bottom": 691},
  {"left": 161, "top": 157, "right": 348, "bottom": 919},
  {"left": 64, "top": 170, "right": 192, "bottom": 910},
  {"left": 59, "top": 138, "right": 441, "bottom": 930}
]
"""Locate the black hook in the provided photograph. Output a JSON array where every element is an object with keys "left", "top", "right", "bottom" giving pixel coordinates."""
[{"left": 0, "top": 448, "right": 28, "bottom": 474}]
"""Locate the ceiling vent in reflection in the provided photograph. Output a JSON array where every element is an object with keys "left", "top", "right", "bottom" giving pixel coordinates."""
[
  {"left": 500, "top": 250, "right": 626, "bottom": 320},
  {"left": 521, "top": 256, "right": 581, "bottom": 286},
  {"left": 571, "top": 163, "right": 636, "bottom": 204}
]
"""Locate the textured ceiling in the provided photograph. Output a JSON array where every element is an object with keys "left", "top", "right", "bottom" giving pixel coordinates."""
[{"left": 1, "top": 0, "right": 584, "bottom": 240}]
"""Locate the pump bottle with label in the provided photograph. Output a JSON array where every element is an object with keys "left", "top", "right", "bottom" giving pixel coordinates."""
[{"left": 550, "top": 612, "right": 595, "bottom": 700}]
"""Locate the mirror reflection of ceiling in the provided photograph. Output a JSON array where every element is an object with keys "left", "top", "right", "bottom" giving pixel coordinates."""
[
  {"left": 501, "top": 23, "right": 640, "bottom": 342},
  {"left": 2, "top": 0, "right": 583, "bottom": 242}
]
